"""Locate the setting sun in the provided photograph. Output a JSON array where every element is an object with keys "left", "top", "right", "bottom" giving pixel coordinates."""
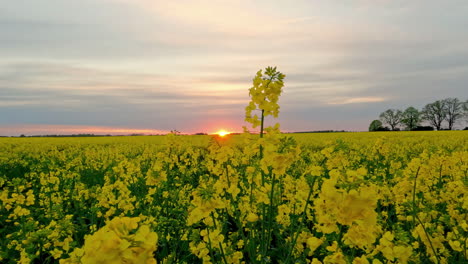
[{"left": 215, "top": 129, "right": 230, "bottom": 137}]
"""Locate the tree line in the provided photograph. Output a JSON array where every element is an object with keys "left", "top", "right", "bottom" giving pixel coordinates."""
[{"left": 369, "top": 97, "right": 468, "bottom": 131}]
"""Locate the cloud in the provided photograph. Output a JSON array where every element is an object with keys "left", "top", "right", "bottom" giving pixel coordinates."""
[
  {"left": 327, "top": 97, "right": 388, "bottom": 105},
  {"left": 0, "top": 62, "right": 249, "bottom": 131},
  {"left": 1, "top": 1, "right": 468, "bottom": 133}
]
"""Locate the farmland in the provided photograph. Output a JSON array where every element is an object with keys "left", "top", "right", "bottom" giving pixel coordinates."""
[{"left": 0, "top": 131, "right": 467, "bottom": 263}]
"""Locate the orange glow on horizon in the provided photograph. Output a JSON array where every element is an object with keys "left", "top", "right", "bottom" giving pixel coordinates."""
[
  {"left": 0, "top": 124, "right": 169, "bottom": 136},
  {"left": 215, "top": 129, "right": 230, "bottom": 137}
]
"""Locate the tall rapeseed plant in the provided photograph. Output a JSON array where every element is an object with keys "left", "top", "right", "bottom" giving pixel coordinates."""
[{"left": 245, "top": 66, "right": 285, "bottom": 138}]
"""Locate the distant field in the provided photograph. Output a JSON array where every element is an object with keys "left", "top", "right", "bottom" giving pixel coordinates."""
[{"left": 0, "top": 131, "right": 467, "bottom": 263}]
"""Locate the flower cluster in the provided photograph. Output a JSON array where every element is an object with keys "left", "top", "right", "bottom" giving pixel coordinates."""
[
  {"left": 245, "top": 66, "right": 285, "bottom": 130},
  {"left": 60, "top": 217, "right": 157, "bottom": 264}
]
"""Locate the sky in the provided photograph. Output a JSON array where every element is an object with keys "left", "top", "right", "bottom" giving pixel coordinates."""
[{"left": 1, "top": 0, "right": 468, "bottom": 136}]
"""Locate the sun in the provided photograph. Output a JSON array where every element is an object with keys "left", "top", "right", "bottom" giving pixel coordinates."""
[{"left": 215, "top": 129, "right": 230, "bottom": 137}]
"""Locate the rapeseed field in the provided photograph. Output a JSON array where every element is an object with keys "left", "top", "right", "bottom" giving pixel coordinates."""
[{"left": 0, "top": 131, "right": 467, "bottom": 263}]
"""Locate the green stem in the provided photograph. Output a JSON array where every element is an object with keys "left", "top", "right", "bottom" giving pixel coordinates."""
[
  {"left": 411, "top": 166, "right": 440, "bottom": 263},
  {"left": 211, "top": 212, "right": 229, "bottom": 264},
  {"left": 285, "top": 177, "right": 317, "bottom": 262},
  {"left": 264, "top": 171, "right": 276, "bottom": 260},
  {"left": 415, "top": 214, "right": 440, "bottom": 264},
  {"left": 260, "top": 204, "right": 266, "bottom": 262},
  {"left": 260, "top": 109, "right": 265, "bottom": 139},
  {"left": 259, "top": 109, "right": 265, "bottom": 159},
  {"left": 205, "top": 228, "right": 216, "bottom": 263},
  {"left": 218, "top": 241, "right": 229, "bottom": 264},
  {"left": 463, "top": 236, "right": 467, "bottom": 260},
  {"left": 258, "top": 74, "right": 273, "bottom": 156},
  {"left": 411, "top": 167, "right": 420, "bottom": 227}
]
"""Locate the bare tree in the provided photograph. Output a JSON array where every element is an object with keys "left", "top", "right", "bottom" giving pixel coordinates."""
[
  {"left": 421, "top": 100, "right": 447, "bottom": 130},
  {"left": 401, "top": 106, "right": 420, "bottom": 131},
  {"left": 379, "top": 109, "right": 403, "bottom": 131},
  {"left": 463, "top": 99, "right": 468, "bottom": 120},
  {"left": 443, "top": 98, "right": 464, "bottom": 130}
]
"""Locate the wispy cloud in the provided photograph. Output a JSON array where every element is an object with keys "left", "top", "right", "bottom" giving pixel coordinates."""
[
  {"left": 327, "top": 97, "right": 388, "bottom": 105},
  {"left": 0, "top": 62, "right": 249, "bottom": 132}
]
